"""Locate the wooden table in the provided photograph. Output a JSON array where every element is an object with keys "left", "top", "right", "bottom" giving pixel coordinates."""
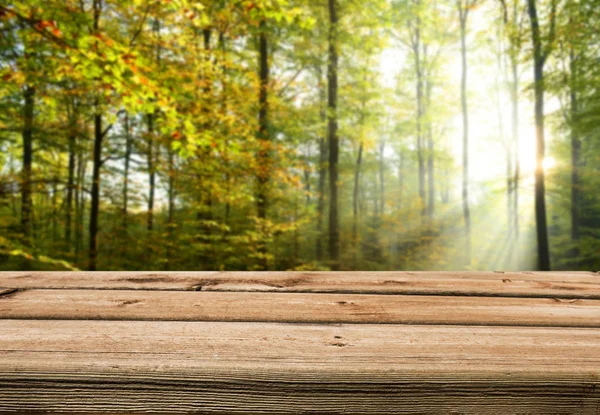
[{"left": 1, "top": 271, "right": 600, "bottom": 414}]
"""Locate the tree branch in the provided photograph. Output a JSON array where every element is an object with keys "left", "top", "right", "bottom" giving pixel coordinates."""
[
  {"left": 277, "top": 68, "right": 304, "bottom": 97},
  {"left": 542, "top": 0, "right": 558, "bottom": 65}
]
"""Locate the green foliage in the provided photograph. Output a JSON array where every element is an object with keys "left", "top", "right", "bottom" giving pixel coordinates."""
[{"left": 0, "top": 0, "right": 598, "bottom": 271}]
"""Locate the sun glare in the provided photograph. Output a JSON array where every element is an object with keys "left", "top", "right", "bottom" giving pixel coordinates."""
[{"left": 543, "top": 156, "right": 556, "bottom": 171}]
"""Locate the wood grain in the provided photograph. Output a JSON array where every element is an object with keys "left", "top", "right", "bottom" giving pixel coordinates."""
[
  {"left": 1, "top": 289, "right": 600, "bottom": 327},
  {"left": 1, "top": 271, "right": 599, "bottom": 298},
  {"left": 0, "top": 320, "right": 599, "bottom": 413},
  {"left": 2, "top": 272, "right": 600, "bottom": 414}
]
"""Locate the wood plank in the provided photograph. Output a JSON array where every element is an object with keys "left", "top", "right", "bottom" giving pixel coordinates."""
[
  {"left": 0, "top": 271, "right": 219, "bottom": 290},
  {"left": 0, "top": 320, "right": 599, "bottom": 413},
  {"left": 2, "top": 289, "right": 600, "bottom": 327},
  {"left": 1, "top": 271, "right": 599, "bottom": 298}
]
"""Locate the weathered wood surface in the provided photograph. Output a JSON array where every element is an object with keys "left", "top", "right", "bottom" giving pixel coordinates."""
[
  {"left": 1, "top": 270, "right": 600, "bottom": 298},
  {"left": 1, "top": 271, "right": 599, "bottom": 414},
  {"left": 1, "top": 320, "right": 600, "bottom": 414},
  {"left": 2, "top": 289, "right": 600, "bottom": 327}
]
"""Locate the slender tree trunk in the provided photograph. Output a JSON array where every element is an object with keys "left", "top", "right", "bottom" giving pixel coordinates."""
[
  {"left": 502, "top": 0, "right": 521, "bottom": 243},
  {"left": 166, "top": 144, "right": 175, "bottom": 270},
  {"left": 65, "top": 125, "right": 76, "bottom": 248},
  {"left": 203, "top": 28, "right": 213, "bottom": 246},
  {"left": 379, "top": 141, "right": 385, "bottom": 216},
  {"left": 303, "top": 162, "right": 311, "bottom": 207},
  {"left": 506, "top": 48, "right": 520, "bottom": 272},
  {"left": 21, "top": 85, "right": 34, "bottom": 248},
  {"left": 458, "top": 4, "right": 472, "bottom": 265},
  {"left": 147, "top": 19, "right": 161, "bottom": 233},
  {"left": 495, "top": 44, "right": 514, "bottom": 264},
  {"left": 570, "top": 50, "right": 580, "bottom": 242},
  {"left": 122, "top": 114, "right": 132, "bottom": 233},
  {"left": 316, "top": 66, "right": 327, "bottom": 263},
  {"left": 193, "top": 28, "right": 215, "bottom": 269},
  {"left": 9, "top": 155, "right": 18, "bottom": 217},
  {"left": 398, "top": 151, "right": 404, "bottom": 210},
  {"left": 256, "top": 18, "right": 270, "bottom": 270},
  {"left": 146, "top": 113, "right": 155, "bottom": 232},
  {"left": 511, "top": 59, "right": 520, "bottom": 266},
  {"left": 293, "top": 196, "right": 299, "bottom": 267},
  {"left": 89, "top": 0, "right": 103, "bottom": 271},
  {"left": 327, "top": 0, "right": 340, "bottom": 270},
  {"left": 425, "top": 79, "right": 434, "bottom": 218},
  {"left": 501, "top": 0, "right": 522, "bottom": 266},
  {"left": 412, "top": 17, "right": 426, "bottom": 217},
  {"left": 51, "top": 172, "right": 58, "bottom": 242},
  {"left": 75, "top": 151, "right": 86, "bottom": 262},
  {"left": 352, "top": 142, "right": 363, "bottom": 268},
  {"left": 89, "top": 102, "right": 102, "bottom": 271},
  {"left": 218, "top": 31, "right": 231, "bottom": 242},
  {"left": 527, "top": 0, "right": 551, "bottom": 270},
  {"left": 502, "top": 106, "right": 512, "bottom": 239},
  {"left": 497, "top": 3, "right": 513, "bottom": 247},
  {"left": 441, "top": 166, "right": 450, "bottom": 204}
]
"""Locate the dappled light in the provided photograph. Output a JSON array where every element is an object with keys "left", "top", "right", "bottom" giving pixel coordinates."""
[{"left": 0, "top": 0, "right": 599, "bottom": 271}]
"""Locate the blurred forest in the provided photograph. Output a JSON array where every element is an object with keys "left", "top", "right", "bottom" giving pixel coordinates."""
[{"left": 0, "top": 0, "right": 599, "bottom": 271}]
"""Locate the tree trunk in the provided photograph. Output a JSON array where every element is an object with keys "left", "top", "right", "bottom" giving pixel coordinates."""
[
  {"left": 379, "top": 141, "right": 385, "bottom": 216},
  {"left": 412, "top": 16, "right": 426, "bottom": 217},
  {"left": 65, "top": 123, "right": 76, "bottom": 249},
  {"left": 51, "top": 173, "right": 58, "bottom": 242},
  {"left": 75, "top": 151, "right": 86, "bottom": 262},
  {"left": 352, "top": 142, "right": 363, "bottom": 268},
  {"left": 570, "top": 50, "right": 580, "bottom": 242},
  {"left": 146, "top": 113, "right": 155, "bottom": 232},
  {"left": 166, "top": 143, "right": 175, "bottom": 270},
  {"left": 147, "top": 19, "right": 161, "bottom": 234},
  {"left": 511, "top": 59, "right": 520, "bottom": 241},
  {"left": 511, "top": 58, "right": 520, "bottom": 268},
  {"left": 527, "top": 0, "right": 551, "bottom": 271},
  {"left": 316, "top": 66, "right": 327, "bottom": 264},
  {"left": 9, "top": 154, "right": 18, "bottom": 218},
  {"left": 458, "top": 4, "right": 471, "bottom": 266},
  {"left": 89, "top": 0, "right": 103, "bottom": 271},
  {"left": 500, "top": 0, "right": 521, "bottom": 265},
  {"left": 425, "top": 79, "right": 434, "bottom": 218},
  {"left": 495, "top": 42, "right": 513, "bottom": 267},
  {"left": 21, "top": 85, "right": 34, "bottom": 248},
  {"left": 193, "top": 28, "right": 215, "bottom": 269},
  {"left": 303, "top": 161, "right": 311, "bottom": 207},
  {"left": 398, "top": 150, "right": 404, "bottom": 210},
  {"left": 122, "top": 114, "right": 132, "bottom": 233},
  {"left": 256, "top": 18, "right": 270, "bottom": 270},
  {"left": 293, "top": 196, "right": 299, "bottom": 268},
  {"left": 327, "top": 0, "right": 340, "bottom": 270},
  {"left": 89, "top": 104, "right": 102, "bottom": 271}
]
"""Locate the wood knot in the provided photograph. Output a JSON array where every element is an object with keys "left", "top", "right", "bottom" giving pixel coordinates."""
[{"left": 119, "top": 299, "right": 141, "bottom": 306}]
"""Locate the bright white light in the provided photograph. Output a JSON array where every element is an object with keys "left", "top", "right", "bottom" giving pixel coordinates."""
[{"left": 543, "top": 156, "right": 556, "bottom": 171}]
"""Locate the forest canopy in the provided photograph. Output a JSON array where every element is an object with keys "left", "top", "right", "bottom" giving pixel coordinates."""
[{"left": 0, "top": 0, "right": 599, "bottom": 271}]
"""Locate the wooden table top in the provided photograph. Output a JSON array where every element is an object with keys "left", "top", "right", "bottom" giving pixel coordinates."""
[{"left": 1, "top": 271, "right": 599, "bottom": 414}]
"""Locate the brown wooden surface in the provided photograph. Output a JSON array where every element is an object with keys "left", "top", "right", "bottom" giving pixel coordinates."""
[
  {"left": 1, "top": 270, "right": 600, "bottom": 298},
  {"left": 1, "top": 271, "right": 599, "bottom": 414},
  {"left": 2, "top": 288, "right": 600, "bottom": 327}
]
